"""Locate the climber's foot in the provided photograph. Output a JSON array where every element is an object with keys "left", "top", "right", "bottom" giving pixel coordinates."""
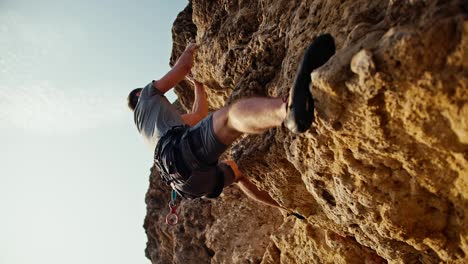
[{"left": 284, "top": 33, "right": 336, "bottom": 133}]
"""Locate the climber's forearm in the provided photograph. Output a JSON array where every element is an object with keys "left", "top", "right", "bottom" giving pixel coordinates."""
[
  {"left": 153, "top": 63, "right": 191, "bottom": 94},
  {"left": 153, "top": 44, "right": 197, "bottom": 94},
  {"left": 181, "top": 81, "right": 208, "bottom": 126},
  {"left": 191, "top": 82, "right": 208, "bottom": 118}
]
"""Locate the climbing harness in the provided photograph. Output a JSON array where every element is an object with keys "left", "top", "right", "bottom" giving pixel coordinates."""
[
  {"left": 154, "top": 125, "right": 189, "bottom": 186},
  {"left": 154, "top": 125, "right": 226, "bottom": 226},
  {"left": 165, "top": 189, "right": 179, "bottom": 225},
  {"left": 154, "top": 125, "right": 200, "bottom": 200}
]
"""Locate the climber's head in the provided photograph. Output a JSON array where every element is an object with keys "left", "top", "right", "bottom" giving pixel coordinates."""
[{"left": 127, "top": 88, "right": 143, "bottom": 111}]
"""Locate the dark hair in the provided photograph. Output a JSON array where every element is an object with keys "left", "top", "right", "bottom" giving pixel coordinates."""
[{"left": 127, "top": 88, "right": 143, "bottom": 111}]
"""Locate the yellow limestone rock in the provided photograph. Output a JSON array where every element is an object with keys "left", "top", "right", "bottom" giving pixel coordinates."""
[{"left": 144, "top": 1, "right": 468, "bottom": 263}]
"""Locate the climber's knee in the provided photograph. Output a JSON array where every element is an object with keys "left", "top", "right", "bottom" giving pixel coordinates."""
[{"left": 212, "top": 107, "right": 242, "bottom": 145}]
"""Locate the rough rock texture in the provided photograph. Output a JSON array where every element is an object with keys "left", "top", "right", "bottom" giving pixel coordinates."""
[{"left": 144, "top": 0, "right": 468, "bottom": 263}]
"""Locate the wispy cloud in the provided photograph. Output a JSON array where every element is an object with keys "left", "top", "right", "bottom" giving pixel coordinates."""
[
  {"left": 1, "top": 11, "right": 57, "bottom": 79},
  {"left": 0, "top": 9, "right": 126, "bottom": 135},
  {"left": 0, "top": 81, "right": 124, "bottom": 134}
]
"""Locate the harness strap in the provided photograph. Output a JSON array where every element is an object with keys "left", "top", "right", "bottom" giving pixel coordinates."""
[
  {"left": 154, "top": 125, "right": 189, "bottom": 186},
  {"left": 178, "top": 133, "right": 205, "bottom": 170}
]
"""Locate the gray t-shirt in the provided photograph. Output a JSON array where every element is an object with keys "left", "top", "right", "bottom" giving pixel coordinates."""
[{"left": 134, "top": 81, "right": 185, "bottom": 151}]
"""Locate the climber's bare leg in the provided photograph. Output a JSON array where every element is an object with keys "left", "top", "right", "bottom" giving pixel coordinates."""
[
  {"left": 237, "top": 178, "right": 284, "bottom": 210},
  {"left": 213, "top": 97, "right": 286, "bottom": 145},
  {"left": 223, "top": 160, "right": 284, "bottom": 210}
]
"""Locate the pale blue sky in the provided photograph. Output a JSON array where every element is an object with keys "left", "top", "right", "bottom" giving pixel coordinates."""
[{"left": 0, "top": 0, "right": 187, "bottom": 263}]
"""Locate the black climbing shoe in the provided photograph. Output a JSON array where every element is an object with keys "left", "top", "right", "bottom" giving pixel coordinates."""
[{"left": 284, "top": 33, "right": 336, "bottom": 133}]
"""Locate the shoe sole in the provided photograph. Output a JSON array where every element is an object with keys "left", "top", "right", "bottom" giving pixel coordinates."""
[{"left": 285, "top": 33, "right": 336, "bottom": 133}]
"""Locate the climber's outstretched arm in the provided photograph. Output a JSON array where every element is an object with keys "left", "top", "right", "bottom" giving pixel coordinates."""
[
  {"left": 154, "top": 43, "right": 198, "bottom": 94},
  {"left": 182, "top": 81, "right": 208, "bottom": 126}
]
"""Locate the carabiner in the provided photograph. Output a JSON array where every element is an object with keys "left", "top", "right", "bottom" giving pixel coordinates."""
[{"left": 165, "top": 201, "right": 179, "bottom": 226}]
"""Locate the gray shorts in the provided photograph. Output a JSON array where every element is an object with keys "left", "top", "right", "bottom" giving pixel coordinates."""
[{"left": 173, "top": 114, "right": 235, "bottom": 198}]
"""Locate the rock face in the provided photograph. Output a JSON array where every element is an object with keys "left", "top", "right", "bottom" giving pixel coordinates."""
[{"left": 144, "top": 0, "right": 468, "bottom": 263}]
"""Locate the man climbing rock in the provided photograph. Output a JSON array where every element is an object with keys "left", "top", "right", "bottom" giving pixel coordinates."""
[{"left": 128, "top": 34, "right": 335, "bottom": 211}]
